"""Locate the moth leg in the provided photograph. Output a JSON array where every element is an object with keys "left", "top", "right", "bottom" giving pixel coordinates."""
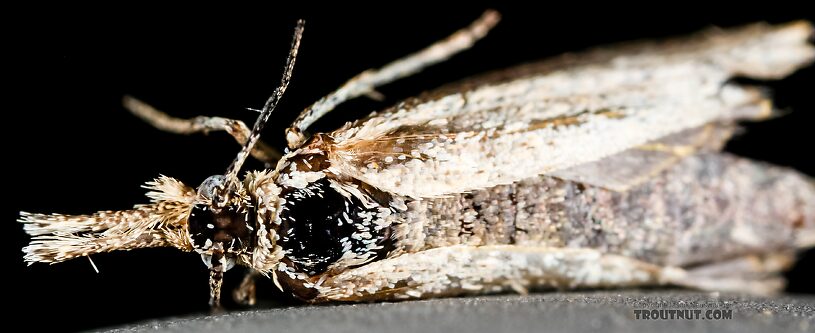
[
  {"left": 233, "top": 270, "right": 260, "bottom": 306},
  {"left": 209, "top": 269, "right": 225, "bottom": 313},
  {"left": 285, "top": 10, "right": 501, "bottom": 148},
  {"left": 311, "top": 245, "right": 674, "bottom": 302},
  {"left": 123, "top": 95, "right": 281, "bottom": 164}
]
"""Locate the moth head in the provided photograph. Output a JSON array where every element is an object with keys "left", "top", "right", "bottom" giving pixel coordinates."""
[
  {"left": 187, "top": 175, "right": 255, "bottom": 273},
  {"left": 20, "top": 19, "right": 304, "bottom": 308},
  {"left": 181, "top": 18, "right": 304, "bottom": 279}
]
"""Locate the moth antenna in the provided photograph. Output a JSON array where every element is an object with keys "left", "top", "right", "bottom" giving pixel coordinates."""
[
  {"left": 19, "top": 176, "right": 196, "bottom": 264},
  {"left": 285, "top": 10, "right": 501, "bottom": 148},
  {"left": 222, "top": 19, "right": 305, "bottom": 193}
]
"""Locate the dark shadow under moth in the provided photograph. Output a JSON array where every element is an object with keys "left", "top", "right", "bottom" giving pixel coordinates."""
[{"left": 20, "top": 11, "right": 815, "bottom": 309}]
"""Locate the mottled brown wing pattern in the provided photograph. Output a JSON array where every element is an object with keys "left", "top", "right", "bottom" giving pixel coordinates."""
[
  {"left": 332, "top": 122, "right": 736, "bottom": 192},
  {"left": 326, "top": 21, "right": 813, "bottom": 198}
]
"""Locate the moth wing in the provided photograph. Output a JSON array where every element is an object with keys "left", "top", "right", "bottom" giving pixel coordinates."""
[
  {"left": 325, "top": 21, "right": 812, "bottom": 198},
  {"left": 549, "top": 123, "right": 735, "bottom": 192},
  {"left": 314, "top": 245, "right": 787, "bottom": 301}
]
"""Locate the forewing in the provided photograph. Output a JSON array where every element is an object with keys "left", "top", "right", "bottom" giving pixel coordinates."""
[{"left": 327, "top": 21, "right": 812, "bottom": 198}]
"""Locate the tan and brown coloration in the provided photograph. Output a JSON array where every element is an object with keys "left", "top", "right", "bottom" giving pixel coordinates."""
[{"left": 20, "top": 11, "right": 815, "bottom": 309}]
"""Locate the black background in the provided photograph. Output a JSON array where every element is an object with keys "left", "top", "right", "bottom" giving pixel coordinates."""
[{"left": 7, "top": 4, "right": 815, "bottom": 332}]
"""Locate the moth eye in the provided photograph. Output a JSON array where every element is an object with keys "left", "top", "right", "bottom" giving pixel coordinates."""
[
  {"left": 200, "top": 253, "right": 214, "bottom": 269},
  {"left": 199, "top": 253, "right": 236, "bottom": 271},
  {"left": 197, "top": 175, "right": 226, "bottom": 199}
]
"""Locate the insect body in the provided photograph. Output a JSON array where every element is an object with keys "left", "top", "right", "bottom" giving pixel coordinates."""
[{"left": 21, "top": 11, "right": 815, "bottom": 309}]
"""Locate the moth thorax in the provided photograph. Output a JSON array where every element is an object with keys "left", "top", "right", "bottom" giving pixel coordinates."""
[{"left": 276, "top": 177, "right": 392, "bottom": 276}]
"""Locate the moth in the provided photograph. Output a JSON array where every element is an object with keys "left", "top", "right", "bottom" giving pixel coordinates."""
[{"left": 21, "top": 10, "right": 815, "bottom": 310}]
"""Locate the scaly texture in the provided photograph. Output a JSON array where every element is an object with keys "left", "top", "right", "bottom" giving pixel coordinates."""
[
  {"left": 393, "top": 153, "right": 815, "bottom": 266},
  {"left": 311, "top": 153, "right": 815, "bottom": 301},
  {"left": 328, "top": 21, "right": 814, "bottom": 198}
]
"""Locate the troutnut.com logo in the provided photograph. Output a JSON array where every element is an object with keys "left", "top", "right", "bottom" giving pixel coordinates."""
[{"left": 633, "top": 309, "right": 733, "bottom": 320}]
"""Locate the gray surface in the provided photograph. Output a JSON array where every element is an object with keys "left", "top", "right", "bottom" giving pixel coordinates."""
[{"left": 100, "top": 290, "right": 815, "bottom": 333}]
